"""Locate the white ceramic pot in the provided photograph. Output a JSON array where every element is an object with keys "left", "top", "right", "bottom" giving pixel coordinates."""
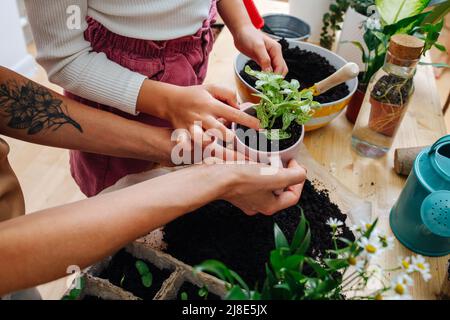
[
  {"left": 336, "top": 7, "right": 368, "bottom": 71},
  {"left": 231, "top": 104, "right": 305, "bottom": 168},
  {"left": 289, "top": 0, "right": 333, "bottom": 44}
]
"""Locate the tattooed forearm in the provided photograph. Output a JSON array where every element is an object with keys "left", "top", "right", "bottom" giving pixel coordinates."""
[{"left": 0, "top": 80, "right": 82, "bottom": 135}]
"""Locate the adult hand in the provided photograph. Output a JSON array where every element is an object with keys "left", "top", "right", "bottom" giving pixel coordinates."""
[
  {"left": 217, "top": 159, "right": 307, "bottom": 215},
  {"left": 233, "top": 26, "right": 288, "bottom": 76}
]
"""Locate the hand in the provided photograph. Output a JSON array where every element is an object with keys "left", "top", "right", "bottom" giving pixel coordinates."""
[
  {"left": 138, "top": 81, "right": 260, "bottom": 145},
  {"left": 233, "top": 26, "right": 288, "bottom": 76},
  {"left": 218, "top": 159, "right": 307, "bottom": 215}
]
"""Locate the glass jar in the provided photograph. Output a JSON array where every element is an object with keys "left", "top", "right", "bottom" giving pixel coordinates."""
[{"left": 351, "top": 35, "right": 423, "bottom": 158}]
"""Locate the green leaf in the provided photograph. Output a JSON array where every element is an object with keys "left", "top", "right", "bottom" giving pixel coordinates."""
[
  {"left": 229, "top": 270, "right": 250, "bottom": 292},
  {"left": 284, "top": 255, "right": 304, "bottom": 270},
  {"left": 141, "top": 273, "right": 153, "bottom": 288},
  {"left": 290, "top": 209, "right": 308, "bottom": 252},
  {"left": 135, "top": 260, "right": 150, "bottom": 276},
  {"left": 383, "top": 12, "right": 428, "bottom": 36},
  {"left": 226, "top": 286, "right": 249, "bottom": 300},
  {"left": 304, "top": 257, "right": 328, "bottom": 278},
  {"left": 274, "top": 223, "right": 289, "bottom": 249},
  {"left": 376, "top": 0, "right": 431, "bottom": 25},
  {"left": 433, "top": 42, "right": 447, "bottom": 52},
  {"left": 195, "top": 260, "right": 249, "bottom": 292},
  {"left": 198, "top": 287, "right": 209, "bottom": 298},
  {"left": 265, "top": 129, "right": 291, "bottom": 140},
  {"left": 270, "top": 250, "right": 284, "bottom": 272},
  {"left": 194, "top": 260, "right": 232, "bottom": 283},
  {"left": 295, "top": 228, "right": 311, "bottom": 256},
  {"left": 324, "top": 258, "right": 350, "bottom": 270},
  {"left": 282, "top": 112, "right": 297, "bottom": 131}
]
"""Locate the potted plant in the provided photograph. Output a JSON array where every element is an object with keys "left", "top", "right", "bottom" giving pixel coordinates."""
[
  {"left": 345, "top": 0, "right": 449, "bottom": 123},
  {"left": 196, "top": 211, "right": 432, "bottom": 300},
  {"left": 232, "top": 66, "right": 319, "bottom": 165},
  {"left": 235, "top": 39, "right": 358, "bottom": 131}
]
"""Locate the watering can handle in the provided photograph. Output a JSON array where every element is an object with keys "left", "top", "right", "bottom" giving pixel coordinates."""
[{"left": 428, "top": 134, "right": 450, "bottom": 155}]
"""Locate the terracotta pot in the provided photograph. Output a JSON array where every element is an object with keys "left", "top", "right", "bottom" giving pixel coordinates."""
[
  {"left": 345, "top": 87, "right": 366, "bottom": 124},
  {"left": 231, "top": 104, "right": 304, "bottom": 167},
  {"left": 368, "top": 97, "right": 407, "bottom": 137}
]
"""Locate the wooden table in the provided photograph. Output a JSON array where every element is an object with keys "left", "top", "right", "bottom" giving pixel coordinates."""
[{"left": 205, "top": 0, "right": 449, "bottom": 299}]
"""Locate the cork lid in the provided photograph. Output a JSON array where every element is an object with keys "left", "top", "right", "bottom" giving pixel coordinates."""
[{"left": 389, "top": 34, "right": 424, "bottom": 60}]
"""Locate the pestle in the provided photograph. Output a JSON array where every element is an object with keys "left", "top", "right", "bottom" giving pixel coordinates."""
[{"left": 311, "top": 62, "right": 359, "bottom": 96}]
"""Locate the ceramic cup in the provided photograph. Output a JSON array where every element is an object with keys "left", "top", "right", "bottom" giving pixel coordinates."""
[{"left": 231, "top": 103, "right": 304, "bottom": 170}]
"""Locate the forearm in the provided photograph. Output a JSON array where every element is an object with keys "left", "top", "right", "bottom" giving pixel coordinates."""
[
  {"left": 218, "top": 0, "right": 254, "bottom": 36},
  {"left": 136, "top": 78, "right": 179, "bottom": 119},
  {"left": 25, "top": 0, "right": 147, "bottom": 115},
  {"left": 0, "top": 164, "right": 228, "bottom": 295},
  {"left": 0, "top": 67, "right": 174, "bottom": 164}
]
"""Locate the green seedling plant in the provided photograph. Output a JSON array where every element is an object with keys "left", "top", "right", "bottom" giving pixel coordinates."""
[
  {"left": 135, "top": 260, "right": 153, "bottom": 288},
  {"left": 245, "top": 66, "right": 319, "bottom": 140},
  {"left": 195, "top": 208, "right": 431, "bottom": 300}
]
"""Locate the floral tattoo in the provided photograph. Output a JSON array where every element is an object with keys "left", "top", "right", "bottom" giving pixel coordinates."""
[{"left": 0, "top": 80, "right": 82, "bottom": 135}]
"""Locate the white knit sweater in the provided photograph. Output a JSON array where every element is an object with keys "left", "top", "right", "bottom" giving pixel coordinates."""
[{"left": 24, "top": 0, "right": 213, "bottom": 114}]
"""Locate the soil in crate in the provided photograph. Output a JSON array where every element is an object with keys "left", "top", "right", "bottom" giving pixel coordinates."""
[
  {"left": 164, "top": 180, "right": 354, "bottom": 288},
  {"left": 99, "top": 249, "right": 171, "bottom": 300},
  {"left": 236, "top": 118, "right": 303, "bottom": 151},
  {"left": 177, "top": 282, "right": 221, "bottom": 301},
  {"left": 240, "top": 39, "right": 350, "bottom": 104}
]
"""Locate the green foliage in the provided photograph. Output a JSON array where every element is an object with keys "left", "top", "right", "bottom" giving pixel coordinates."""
[
  {"left": 245, "top": 66, "right": 319, "bottom": 140},
  {"left": 376, "top": 0, "right": 430, "bottom": 25},
  {"left": 135, "top": 260, "right": 153, "bottom": 288},
  {"left": 350, "top": 0, "right": 447, "bottom": 84},
  {"left": 180, "top": 292, "right": 188, "bottom": 300},
  {"left": 320, "top": 0, "right": 375, "bottom": 49}
]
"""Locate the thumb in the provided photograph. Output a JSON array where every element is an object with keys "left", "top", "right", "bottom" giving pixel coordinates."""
[{"left": 275, "top": 160, "right": 307, "bottom": 188}]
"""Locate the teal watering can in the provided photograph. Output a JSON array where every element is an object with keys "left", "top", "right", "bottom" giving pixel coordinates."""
[{"left": 390, "top": 135, "right": 450, "bottom": 257}]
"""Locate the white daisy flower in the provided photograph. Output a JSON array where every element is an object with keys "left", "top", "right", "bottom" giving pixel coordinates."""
[
  {"left": 358, "top": 236, "right": 382, "bottom": 259},
  {"left": 411, "top": 255, "right": 432, "bottom": 282},
  {"left": 399, "top": 256, "right": 415, "bottom": 273},
  {"left": 350, "top": 220, "right": 374, "bottom": 234},
  {"left": 326, "top": 218, "right": 344, "bottom": 229},
  {"left": 388, "top": 274, "right": 413, "bottom": 300}
]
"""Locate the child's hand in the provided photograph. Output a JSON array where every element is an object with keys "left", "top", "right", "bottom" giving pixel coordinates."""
[
  {"left": 233, "top": 27, "right": 288, "bottom": 76},
  {"left": 137, "top": 80, "right": 260, "bottom": 144}
]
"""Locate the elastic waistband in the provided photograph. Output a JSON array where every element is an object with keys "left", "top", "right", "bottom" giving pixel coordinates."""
[{"left": 86, "top": 1, "right": 217, "bottom": 57}]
